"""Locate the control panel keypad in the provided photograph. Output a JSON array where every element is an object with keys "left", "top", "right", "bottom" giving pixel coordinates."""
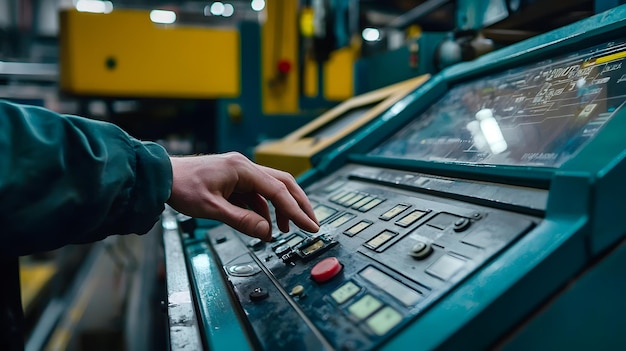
[{"left": 206, "top": 165, "right": 537, "bottom": 351}]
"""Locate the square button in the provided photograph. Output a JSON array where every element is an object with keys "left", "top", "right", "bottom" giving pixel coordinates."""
[
  {"left": 426, "top": 212, "right": 462, "bottom": 230},
  {"left": 366, "top": 306, "right": 403, "bottom": 336},
  {"left": 329, "top": 191, "right": 349, "bottom": 202},
  {"left": 344, "top": 220, "right": 372, "bottom": 237},
  {"left": 327, "top": 213, "right": 355, "bottom": 228},
  {"left": 331, "top": 281, "right": 361, "bottom": 304},
  {"left": 364, "top": 230, "right": 397, "bottom": 251},
  {"left": 358, "top": 198, "right": 384, "bottom": 212},
  {"left": 348, "top": 294, "right": 382, "bottom": 320},
  {"left": 331, "top": 192, "right": 355, "bottom": 204},
  {"left": 285, "top": 235, "right": 304, "bottom": 248},
  {"left": 323, "top": 180, "right": 346, "bottom": 193},
  {"left": 395, "top": 210, "right": 427, "bottom": 227},
  {"left": 313, "top": 204, "right": 337, "bottom": 223},
  {"left": 380, "top": 204, "right": 409, "bottom": 221},
  {"left": 359, "top": 266, "right": 421, "bottom": 306},
  {"left": 336, "top": 192, "right": 358, "bottom": 205},
  {"left": 426, "top": 255, "right": 466, "bottom": 281},
  {"left": 343, "top": 193, "right": 366, "bottom": 207},
  {"left": 351, "top": 196, "right": 376, "bottom": 209}
]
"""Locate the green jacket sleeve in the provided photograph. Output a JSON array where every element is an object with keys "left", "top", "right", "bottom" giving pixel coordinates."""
[{"left": 0, "top": 100, "right": 173, "bottom": 256}]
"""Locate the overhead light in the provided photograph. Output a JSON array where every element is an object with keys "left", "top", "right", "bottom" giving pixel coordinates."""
[
  {"left": 251, "top": 0, "right": 265, "bottom": 12},
  {"left": 76, "top": 0, "right": 113, "bottom": 14},
  {"left": 150, "top": 10, "right": 176, "bottom": 24},
  {"left": 210, "top": 2, "right": 225, "bottom": 16},
  {"left": 362, "top": 28, "right": 381, "bottom": 42},
  {"left": 222, "top": 3, "right": 234, "bottom": 17}
]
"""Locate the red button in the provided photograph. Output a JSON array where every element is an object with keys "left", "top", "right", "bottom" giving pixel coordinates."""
[{"left": 311, "top": 257, "right": 343, "bottom": 283}]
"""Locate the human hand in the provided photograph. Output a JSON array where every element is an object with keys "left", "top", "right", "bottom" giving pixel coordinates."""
[{"left": 167, "top": 152, "right": 319, "bottom": 241}]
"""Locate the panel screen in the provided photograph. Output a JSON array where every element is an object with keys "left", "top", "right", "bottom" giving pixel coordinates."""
[{"left": 369, "top": 39, "right": 626, "bottom": 167}]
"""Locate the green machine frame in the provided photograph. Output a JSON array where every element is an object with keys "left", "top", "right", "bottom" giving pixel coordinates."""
[
  {"left": 302, "top": 5, "right": 626, "bottom": 349},
  {"left": 166, "top": 5, "right": 626, "bottom": 351}
]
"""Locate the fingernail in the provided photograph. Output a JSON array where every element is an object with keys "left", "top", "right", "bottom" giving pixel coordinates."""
[
  {"left": 254, "top": 221, "right": 270, "bottom": 241},
  {"left": 310, "top": 220, "right": 320, "bottom": 233}
]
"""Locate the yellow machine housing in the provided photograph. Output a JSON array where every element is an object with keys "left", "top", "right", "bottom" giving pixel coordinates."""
[
  {"left": 254, "top": 75, "right": 429, "bottom": 177},
  {"left": 59, "top": 9, "right": 240, "bottom": 98}
]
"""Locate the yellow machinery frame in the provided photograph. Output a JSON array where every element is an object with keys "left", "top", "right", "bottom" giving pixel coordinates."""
[
  {"left": 59, "top": 9, "right": 240, "bottom": 98},
  {"left": 254, "top": 74, "right": 429, "bottom": 176}
]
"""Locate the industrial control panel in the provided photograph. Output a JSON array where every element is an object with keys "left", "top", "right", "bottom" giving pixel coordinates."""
[
  {"left": 165, "top": 6, "right": 626, "bottom": 351},
  {"left": 205, "top": 164, "right": 541, "bottom": 350}
]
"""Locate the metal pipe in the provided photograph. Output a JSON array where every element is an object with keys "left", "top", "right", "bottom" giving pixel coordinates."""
[{"left": 387, "top": 0, "right": 452, "bottom": 29}]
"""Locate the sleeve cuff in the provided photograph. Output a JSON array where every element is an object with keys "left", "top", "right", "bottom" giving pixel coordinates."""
[{"left": 124, "top": 140, "right": 173, "bottom": 234}]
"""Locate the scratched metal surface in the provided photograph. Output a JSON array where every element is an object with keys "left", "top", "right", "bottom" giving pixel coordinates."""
[{"left": 163, "top": 211, "right": 204, "bottom": 350}]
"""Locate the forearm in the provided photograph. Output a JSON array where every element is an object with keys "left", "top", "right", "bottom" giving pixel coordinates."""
[{"left": 0, "top": 101, "right": 172, "bottom": 256}]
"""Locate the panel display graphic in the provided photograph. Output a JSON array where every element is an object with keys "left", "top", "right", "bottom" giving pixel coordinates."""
[{"left": 370, "top": 40, "right": 626, "bottom": 167}]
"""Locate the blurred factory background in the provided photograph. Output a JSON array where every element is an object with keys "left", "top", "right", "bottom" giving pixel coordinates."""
[{"left": 2, "top": 0, "right": 623, "bottom": 350}]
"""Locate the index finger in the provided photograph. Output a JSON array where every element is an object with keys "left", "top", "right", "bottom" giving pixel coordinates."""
[
  {"left": 259, "top": 165, "right": 319, "bottom": 225},
  {"left": 246, "top": 165, "right": 319, "bottom": 233}
]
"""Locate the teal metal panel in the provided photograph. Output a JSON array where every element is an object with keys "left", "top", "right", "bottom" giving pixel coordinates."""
[
  {"left": 185, "top": 241, "right": 253, "bottom": 351},
  {"left": 591, "top": 152, "right": 626, "bottom": 253},
  {"left": 379, "top": 215, "right": 589, "bottom": 350},
  {"left": 307, "top": 5, "right": 626, "bottom": 350},
  {"left": 458, "top": 0, "right": 538, "bottom": 29},
  {"left": 183, "top": 5, "right": 626, "bottom": 351},
  {"left": 501, "top": 237, "right": 626, "bottom": 350},
  {"left": 436, "top": 172, "right": 592, "bottom": 348}
]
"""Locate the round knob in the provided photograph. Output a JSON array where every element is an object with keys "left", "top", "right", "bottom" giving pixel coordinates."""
[
  {"left": 409, "top": 241, "right": 433, "bottom": 260},
  {"left": 249, "top": 287, "right": 269, "bottom": 302},
  {"left": 453, "top": 218, "right": 471, "bottom": 232}
]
